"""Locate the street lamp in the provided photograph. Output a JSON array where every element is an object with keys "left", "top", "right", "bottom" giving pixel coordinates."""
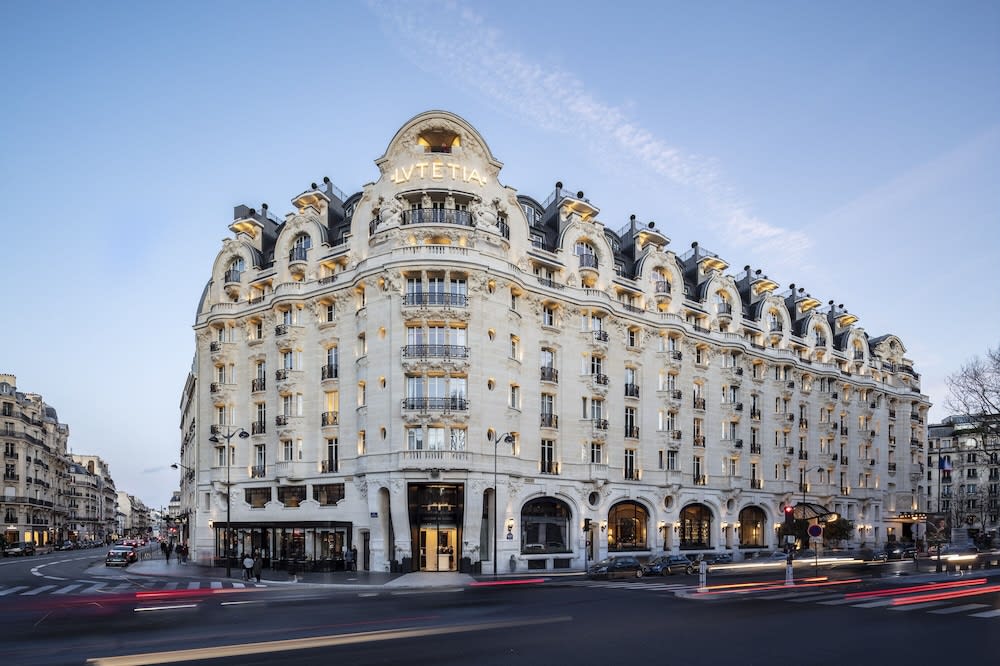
[
  {"left": 208, "top": 426, "right": 250, "bottom": 577},
  {"left": 490, "top": 430, "right": 515, "bottom": 577}
]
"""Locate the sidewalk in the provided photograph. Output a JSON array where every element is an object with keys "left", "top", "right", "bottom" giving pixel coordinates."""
[{"left": 127, "top": 553, "right": 479, "bottom": 589}]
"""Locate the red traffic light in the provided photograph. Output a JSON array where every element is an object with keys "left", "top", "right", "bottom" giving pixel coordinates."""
[{"left": 783, "top": 505, "right": 794, "bottom": 515}]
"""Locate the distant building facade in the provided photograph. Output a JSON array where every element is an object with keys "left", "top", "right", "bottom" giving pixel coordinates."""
[
  {"left": 928, "top": 415, "right": 1000, "bottom": 547},
  {"left": 70, "top": 454, "right": 118, "bottom": 543},
  {"left": 180, "top": 111, "right": 931, "bottom": 572},
  {"left": 1, "top": 374, "right": 70, "bottom": 547}
]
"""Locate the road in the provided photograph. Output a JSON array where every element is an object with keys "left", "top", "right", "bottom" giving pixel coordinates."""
[{"left": 2, "top": 550, "right": 997, "bottom": 665}]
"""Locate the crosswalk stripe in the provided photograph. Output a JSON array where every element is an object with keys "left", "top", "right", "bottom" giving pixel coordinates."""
[
  {"left": 888, "top": 601, "right": 950, "bottom": 612},
  {"left": 81, "top": 583, "right": 107, "bottom": 594},
  {"left": 22, "top": 585, "right": 57, "bottom": 596},
  {"left": 187, "top": 582, "right": 201, "bottom": 590},
  {"left": 756, "top": 592, "right": 806, "bottom": 601},
  {"left": 210, "top": 582, "right": 223, "bottom": 589},
  {"left": 107, "top": 583, "right": 133, "bottom": 593},
  {"left": 970, "top": 609, "right": 1000, "bottom": 618},
  {"left": 820, "top": 597, "right": 864, "bottom": 605},
  {"left": 0, "top": 586, "right": 29, "bottom": 596},
  {"left": 928, "top": 604, "right": 990, "bottom": 615},
  {"left": 53, "top": 584, "right": 83, "bottom": 595},
  {"left": 163, "top": 582, "right": 179, "bottom": 590},
  {"left": 232, "top": 582, "right": 245, "bottom": 589},
  {"left": 851, "top": 598, "right": 896, "bottom": 608}
]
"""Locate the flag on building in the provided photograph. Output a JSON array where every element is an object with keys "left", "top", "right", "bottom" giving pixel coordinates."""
[{"left": 939, "top": 456, "right": 952, "bottom": 471}]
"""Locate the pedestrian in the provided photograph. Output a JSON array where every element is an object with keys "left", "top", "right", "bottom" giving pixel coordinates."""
[
  {"left": 165, "top": 541, "right": 173, "bottom": 562},
  {"left": 350, "top": 545, "right": 358, "bottom": 571},
  {"left": 242, "top": 553, "right": 254, "bottom": 581},
  {"left": 345, "top": 545, "right": 354, "bottom": 572},
  {"left": 252, "top": 551, "right": 263, "bottom": 583},
  {"left": 160, "top": 541, "right": 168, "bottom": 560}
]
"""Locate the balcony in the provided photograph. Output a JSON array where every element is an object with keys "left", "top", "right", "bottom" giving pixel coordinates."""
[
  {"left": 578, "top": 252, "right": 599, "bottom": 273},
  {"left": 716, "top": 302, "right": 733, "bottom": 318},
  {"left": 401, "top": 397, "right": 470, "bottom": 411},
  {"left": 654, "top": 281, "right": 672, "bottom": 306},
  {"left": 540, "top": 367, "right": 559, "bottom": 383},
  {"left": 693, "top": 398, "right": 706, "bottom": 410},
  {"left": 401, "top": 208, "right": 473, "bottom": 227},
  {"left": 592, "top": 330, "right": 609, "bottom": 344},
  {"left": 592, "top": 419, "right": 609, "bottom": 431},
  {"left": 693, "top": 435, "right": 706, "bottom": 447},
  {"left": 321, "top": 411, "right": 339, "bottom": 426},
  {"left": 288, "top": 247, "right": 309, "bottom": 278},
  {"left": 321, "top": 364, "right": 339, "bottom": 381},
  {"left": 624, "top": 383, "right": 640, "bottom": 398},
  {"left": 669, "top": 389, "right": 683, "bottom": 401},
  {"left": 624, "top": 468, "right": 641, "bottom": 481},
  {"left": 403, "top": 291, "right": 469, "bottom": 308},
  {"left": 540, "top": 414, "right": 559, "bottom": 429},
  {"left": 250, "top": 465, "right": 267, "bottom": 479},
  {"left": 694, "top": 475, "right": 708, "bottom": 486},
  {"left": 399, "top": 449, "right": 470, "bottom": 471},
  {"left": 251, "top": 378, "right": 266, "bottom": 393},
  {"left": 275, "top": 324, "right": 289, "bottom": 336},
  {"left": 276, "top": 415, "right": 291, "bottom": 426},
  {"left": 750, "top": 443, "right": 761, "bottom": 454},
  {"left": 841, "top": 486, "right": 851, "bottom": 495},
  {"left": 625, "top": 427, "right": 640, "bottom": 439},
  {"left": 401, "top": 344, "right": 469, "bottom": 359},
  {"left": 251, "top": 421, "right": 266, "bottom": 435},
  {"left": 750, "top": 478, "right": 763, "bottom": 490},
  {"left": 666, "top": 350, "right": 682, "bottom": 363},
  {"left": 750, "top": 409, "right": 761, "bottom": 420},
  {"left": 798, "top": 450, "right": 809, "bottom": 460},
  {"left": 321, "top": 459, "right": 338, "bottom": 473},
  {"left": 592, "top": 373, "right": 609, "bottom": 386},
  {"left": 888, "top": 462, "right": 897, "bottom": 473},
  {"left": 669, "top": 430, "right": 682, "bottom": 441},
  {"left": 540, "top": 460, "right": 560, "bottom": 475}
]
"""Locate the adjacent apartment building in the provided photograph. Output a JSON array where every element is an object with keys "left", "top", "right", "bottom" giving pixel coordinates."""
[{"left": 179, "top": 110, "right": 931, "bottom": 572}]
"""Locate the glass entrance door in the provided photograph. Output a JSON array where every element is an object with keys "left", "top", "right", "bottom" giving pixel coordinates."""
[{"left": 419, "top": 525, "right": 457, "bottom": 571}]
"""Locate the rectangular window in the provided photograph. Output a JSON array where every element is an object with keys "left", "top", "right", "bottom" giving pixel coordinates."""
[
  {"left": 313, "top": 483, "right": 346, "bottom": 505},
  {"left": 325, "top": 438, "right": 338, "bottom": 473},
  {"left": 541, "top": 439, "right": 557, "bottom": 474},
  {"left": 407, "top": 428, "right": 424, "bottom": 450},
  {"left": 509, "top": 384, "right": 520, "bottom": 409},
  {"left": 591, "top": 442, "right": 603, "bottom": 464},
  {"left": 667, "top": 450, "right": 678, "bottom": 471},
  {"left": 244, "top": 487, "right": 271, "bottom": 509}
]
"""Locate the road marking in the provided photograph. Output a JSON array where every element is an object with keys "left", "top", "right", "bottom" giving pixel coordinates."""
[
  {"left": 187, "top": 582, "right": 200, "bottom": 590},
  {"left": 928, "top": 603, "right": 990, "bottom": 615},
  {"left": 85, "top": 615, "right": 574, "bottom": 666},
  {"left": 0, "top": 586, "right": 30, "bottom": 596},
  {"left": 232, "top": 582, "right": 245, "bottom": 589},
  {"left": 820, "top": 597, "right": 863, "bottom": 605},
  {"left": 888, "top": 601, "right": 949, "bottom": 612},
  {"left": 163, "top": 582, "right": 179, "bottom": 590},
  {"left": 22, "top": 585, "right": 58, "bottom": 596},
  {"left": 81, "top": 583, "right": 107, "bottom": 594},
  {"left": 210, "top": 582, "right": 222, "bottom": 589},
  {"left": 53, "top": 584, "right": 84, "bottom": 595},
  {"left": 851, "top": 598, "right": 897, "bottom": 608},
  {"left": 970, "top": 609, "right": 1000, "bottom": 618},
  {"left": 134, "top": 604, "right": 198, "bottom": 613}
]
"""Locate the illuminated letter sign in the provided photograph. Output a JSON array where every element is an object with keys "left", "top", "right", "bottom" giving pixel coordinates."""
[{"left": 391, "top": 161, "right": 487, "bottom": 186}]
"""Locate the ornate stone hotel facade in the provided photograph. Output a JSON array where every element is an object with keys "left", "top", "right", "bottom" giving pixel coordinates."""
[{"left": 181, "top": 110, "right": 931, "bottom": 572}]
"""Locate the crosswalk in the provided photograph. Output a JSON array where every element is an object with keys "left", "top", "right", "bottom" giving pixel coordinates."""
[
  {"left": 0, "top": 579, "right": 265, "bottom": 597},
  {"left": 737, "top": 586, "right": 1000, "bottom": 619},
  {"left": 562, "top": 580, "right": 692, "bottom": 593}
]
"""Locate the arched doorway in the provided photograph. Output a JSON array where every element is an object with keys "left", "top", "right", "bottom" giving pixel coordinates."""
[
  {"left": 608, "top": 501, "right": 649, "bottom": 552},
  {"left": 738, "top": 505, "right": 767, "bottom": 549},
  {"left": 680, "top": 503, "right": 713, "bottom": 550}
]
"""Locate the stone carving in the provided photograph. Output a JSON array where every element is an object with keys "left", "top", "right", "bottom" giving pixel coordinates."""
[{"left": 354, "top": 478, "right": 369, "bottom": 499}]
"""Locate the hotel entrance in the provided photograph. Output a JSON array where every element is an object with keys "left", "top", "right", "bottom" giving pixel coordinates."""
[
  {"left": 408, "top": 483, "right": 464, "bottom": 572},
  {"left": 419, "top": 525, "right": 457, "bottom": 571}
]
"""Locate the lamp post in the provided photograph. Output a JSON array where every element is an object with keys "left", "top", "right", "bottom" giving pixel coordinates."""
[
  {"left": 208, "top": 426, "right": 250, "bottom": 578},
  {"left": 491, "top": 431, "right": 515, "bottom": 577}
]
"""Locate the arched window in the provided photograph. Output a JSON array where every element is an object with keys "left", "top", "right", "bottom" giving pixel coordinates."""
[
  {"left": 714, "top": 291, "right": 732, "bottom": 315},
  {"left": 608, "top": 501, "right": 648, "bottom": 551},
  {"left": 738, "top": 506, "right": 766, "bottom": 548},
  {"left": 290, "top": 234, "right": 312, "bottom": 262},
  {"left": 225, "top": 257, "right": 244, "bottom": 283},
  {"left": 575, "top": 241, "right": 598, "bottom": 269},
  {"left": 521, "top": 497, "right": 571, "bottom": 554},
  {"left": 680, "top": 503, "right": 713, "bottom": 550}
]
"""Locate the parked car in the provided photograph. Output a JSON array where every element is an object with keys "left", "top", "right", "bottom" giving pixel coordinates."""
[
  {"left": 4, "top": 541, "right": 36, "bottom": 557},
  {"left": 54, "top": 540, "right": 76, "bottom": 551},
  {"left": 706, "top": 553, "right": 733, "bottom": 565},
  {"left": 105, "top": 548, "right": 131, "bottom": 567},
  {"left": 883, "top": 543, "right": 917, "bottom": 560},
  {"left": 587, "top": 555, "right": 645, "bottom": 579},
  {"left": 644, "top": 554, "right": 694, "bottom": 576}
]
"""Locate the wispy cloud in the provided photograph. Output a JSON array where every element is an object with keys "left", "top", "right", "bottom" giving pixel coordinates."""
[{"left": 368, "top": 0, "right": 811, "bottom": 261}]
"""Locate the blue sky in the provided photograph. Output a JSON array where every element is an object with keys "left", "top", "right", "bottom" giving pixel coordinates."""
[{"left": 2, "top": 1, "right": 997, "bottom": 509}]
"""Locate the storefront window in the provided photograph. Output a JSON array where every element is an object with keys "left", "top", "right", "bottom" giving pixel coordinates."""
[
  {"left": 738, "top": 506, "right": 766, "bottom": 548},
  {"left": 680, "top": 503, "right": 713, "bottom": 550},
  {"left": 521, "top": 497, "right": 570, "bottom": 554},
  {"left": 608, "top": 501, "right": 648, "bottom": 551}
]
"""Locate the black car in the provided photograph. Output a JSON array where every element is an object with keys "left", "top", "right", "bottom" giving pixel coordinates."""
[
  {"left": 587, "top": 555, "right": 645, "bottom": 579},
  {"left": 644, "top": 554, "right": 694, "bottom": 576},
  {"left": 105, "top": 547, "right": 131, "bottom": 567},
  {"left": 4, "top": 541, "right": 36, "bottom": 557}
]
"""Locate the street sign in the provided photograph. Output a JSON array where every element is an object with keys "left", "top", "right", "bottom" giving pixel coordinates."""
[{"left": 807, "top": 524, "right": 823, "bottom": 538}]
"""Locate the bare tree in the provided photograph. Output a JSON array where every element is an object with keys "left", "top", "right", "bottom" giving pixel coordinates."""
[{"left": 946, "top": 345, "right": 1000, "bottom": 451}]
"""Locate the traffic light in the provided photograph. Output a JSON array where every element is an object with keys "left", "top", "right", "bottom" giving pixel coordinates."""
[
  {"left": 783, "top": 505, "right": 795, "bottom": 528},
  {"left": 583, "top": 518, "right": 592, "bottom": 533}
]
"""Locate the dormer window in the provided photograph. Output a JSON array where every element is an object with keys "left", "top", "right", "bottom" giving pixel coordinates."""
[
  {"left": 418, "top": 130, "right": 460, "bottom": 153},
  {"left": 225, "top": 257, "right": 244, "bottom": 283}
]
